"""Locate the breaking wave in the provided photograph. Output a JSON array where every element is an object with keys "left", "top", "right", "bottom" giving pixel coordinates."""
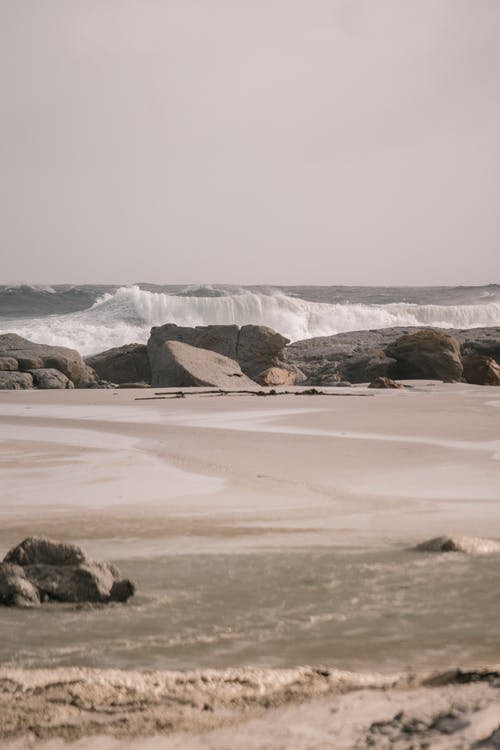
[{"left": 1, "top": 285, "right": 499, "bottom": 355}]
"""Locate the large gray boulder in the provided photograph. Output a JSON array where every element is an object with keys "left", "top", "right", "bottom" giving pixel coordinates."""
[
  {"left": 86, "top": 343, "right": 151, "bottom": 385},
  {"left": 0, "top": 537, "right": 135, "bottom": 607},
  {"left": 29, "top": 368, "right": 74, "bottom": 389},
  {"left": 0, "top": 334, "right": 96, "bottom": 387},
  {"left": 0, "top": 371, "right": 33, "bottom": 390},
  {"left": 385, "top": 330, "right": 463, "bottom": 381},
  {"left": 149, "top": 340, "right": 258, "bottom": 388},
  {"left": 147, "top": 324, "right": 289, "bottom": 380}
]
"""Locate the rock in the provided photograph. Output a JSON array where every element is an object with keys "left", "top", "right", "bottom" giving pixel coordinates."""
[
  {"left": 341, "top": 351, "right": 396, "bottom": 384},
  {"left": 149, "top": 340, "right": 258, "bottom": 388},
  {"left": 0, "top": 563, "right": 40, "bottom": 607},
  {"left": 236, "top": 325, "right": 290, "bottom": 379},
  {"left": 1, "top": 537, "right": 135, "bottom": 606},
  {"left": 0, "top": 334, "right": 96, "bottom": 387},
  {"left": 0, "top": 357, "right": 18, "bottom": 371},
  {"left": 17, "top": 356, "right": 44, "bottom": 371},
  {"left": 462, "top": 355, "right": 500, "bottom": 386},
  {"left": 147, "top": 324, "right": 289, "bottom": 380},
  {"left": 368, "top": 376, "right": 404, "bottom": 389},
  {"left": 86, "top": 344, "right": 152, "bottom": 385},
  {"left": 255, "top": 366, "right": 301, "bottom": 386},
  {"left": 385, "top": 330, "right": 463, "bottom": 381},
  {"left": 0, "top": 371, "right": 33, "bottom": 389},
  {"left": 29, "top": 368, "right": 74, "bottom": 389},
  {"left": 415, "top": 535, "right": 500, "bottom": 555}
]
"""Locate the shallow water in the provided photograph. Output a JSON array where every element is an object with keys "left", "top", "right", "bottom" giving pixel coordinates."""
[{"left": 2, "top": 546, "right": 499, "bottom": 673}]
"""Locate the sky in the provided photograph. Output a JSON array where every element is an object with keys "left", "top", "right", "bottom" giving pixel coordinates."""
[{"left": 1, "top": 0, "right": 499, "bottom": 286}]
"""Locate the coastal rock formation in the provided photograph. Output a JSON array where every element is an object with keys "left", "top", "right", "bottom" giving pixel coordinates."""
[
  {"left": 415, "top": 535, "right": 500, "bottom": 554},
  {"left": 0, "top": 334, "right": 97, "bottom": 387},
  {"left": 86, "top": 343, "right": 152, "bottom": 385},
  {"left": 286, "top": 326, "right": 500, "bottom": 385},
  {"left": 147, "top": 323, "right": 289, "bottom": 380},
  {"left": 0, "top": 537, "right": 135, "bottom": 607},
  {"left": 462, "top": 355, "right": 500, "bottom": 385},
  {"left": 385, "top": 330, "right": 463, "bottom": 381},
  {"left": 368, "top": 376, "right": 404, "bottom": 389},
  {"left": 0, "top": 371, "right": 33, "bottom": 389},
  {"left": 29, "top": 368, "right": 74, "bottom": 389},
  {"left": 149, "top": 340, "right": 258, "bottom": 388}
]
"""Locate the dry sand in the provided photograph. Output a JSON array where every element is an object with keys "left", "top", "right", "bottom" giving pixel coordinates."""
[{"left": 1, "top": 383, "right": 500, "bottom": 747}]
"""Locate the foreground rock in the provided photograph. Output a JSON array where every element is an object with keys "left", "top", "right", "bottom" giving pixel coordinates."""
[
  {"left": 147, "top": 323, "right": 291, "bottom": 381},
  {"left": 149, "top": 340, "right": 258, "bottom": 388},
  {"left": 415, "top": 535, "right": 500, "bottom": 554},
  {"left": 0, "top": 371, "right": 33, "bottom": 390},
  {"left": 0, "top": 334, "right": 97, "bottom": 387},
  {"left": 0, "top": 537, "right": 135, "bottom": 607},
  {"left": 385, "top": 330, "right": 463, "bottom": 381},
  {"left": 0, "top": 666, "right": 499, "bottom": 746},
  {"left": 463, "top": 355, "right": 500, "bottom": 385},
  {"left": 86, "top": 343, "right": 152, "bottom": 385}
]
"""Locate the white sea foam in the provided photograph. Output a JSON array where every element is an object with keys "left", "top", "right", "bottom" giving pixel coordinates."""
[{"left": 1, "top": 285, "right": 499, "bottom": 355}]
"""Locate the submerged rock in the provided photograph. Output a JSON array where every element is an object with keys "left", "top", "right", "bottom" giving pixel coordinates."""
[
  {"left": 415, "top": 535, "right": 500, "bottom": 555},
  {"left": 1, "top": 537, "right": 135, "bottom": 607}
]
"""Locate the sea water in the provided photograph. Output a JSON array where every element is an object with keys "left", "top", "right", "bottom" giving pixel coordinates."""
[{"left": 1, "top": 283, "right": 499, "bottom": 355}]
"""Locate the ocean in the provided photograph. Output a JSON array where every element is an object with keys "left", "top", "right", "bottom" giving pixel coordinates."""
[{"left": 1, "top": 283, "right": 499, "bottom": 355}]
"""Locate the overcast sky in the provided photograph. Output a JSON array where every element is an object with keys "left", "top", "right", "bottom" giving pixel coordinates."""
[{"left": 1, "top": 0, "right": 499, "bottom": 285}]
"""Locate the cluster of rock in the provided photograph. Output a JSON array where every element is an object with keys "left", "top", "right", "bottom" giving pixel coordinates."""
[
  {"left": 0, "top": 537, "right": 135, "bottom": 607},
  {"left": 1, "top": 325, "right": 499, "bottom": 389},
  {"left": 286, "top": 326, "right": 500, "bottom": 386},
  {"left": 85, "top": 323, "right": 301, "bottom": 389},
  {"left": 0, "top": 333, "right": 99, "bottom": 390}
]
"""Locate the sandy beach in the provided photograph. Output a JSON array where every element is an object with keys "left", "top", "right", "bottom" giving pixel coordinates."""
[{"left": 1, "top": 383, "right": 500, "bottom": 747}]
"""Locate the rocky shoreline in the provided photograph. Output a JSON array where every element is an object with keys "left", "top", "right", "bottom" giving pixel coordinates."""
[{"left": 0, "top": 324, "right": 499, "bottom": 391}]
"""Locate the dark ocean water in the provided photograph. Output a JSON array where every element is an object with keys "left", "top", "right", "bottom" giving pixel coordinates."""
[{"left": 0, "top": 283, "right": 499, "bottom": 355}]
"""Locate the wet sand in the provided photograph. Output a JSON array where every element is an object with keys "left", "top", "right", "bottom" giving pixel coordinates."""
[{"left": 1, "top": 384, "right": 500, "bottom": 746}]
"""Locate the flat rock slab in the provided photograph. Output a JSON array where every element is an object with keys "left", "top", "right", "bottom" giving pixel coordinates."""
[{"left": 149, "top": 340, "right": 258, "bottom": 388}]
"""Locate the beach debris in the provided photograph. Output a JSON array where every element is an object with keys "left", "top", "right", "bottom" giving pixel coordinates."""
[
  {"left": 462, "top": 355, "right": 500, "bottom": 386},
  {"left": 0, "top": 537, "right": 135, "bottom": 608},
  {"left": 415, "top": 535, "right": 500, "bottom": 555},
  {"left": 368, "top": 376, "right": 404, "bottom": 389}
]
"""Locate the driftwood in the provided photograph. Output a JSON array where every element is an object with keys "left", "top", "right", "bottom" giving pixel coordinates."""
[{"left": 134, "top": 388, "right": 374, "bottom": 401}]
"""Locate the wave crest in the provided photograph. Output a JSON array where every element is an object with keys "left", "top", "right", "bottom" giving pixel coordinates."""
[{"left": 1, "top": 285, "right": 499, "bottom": 355}]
